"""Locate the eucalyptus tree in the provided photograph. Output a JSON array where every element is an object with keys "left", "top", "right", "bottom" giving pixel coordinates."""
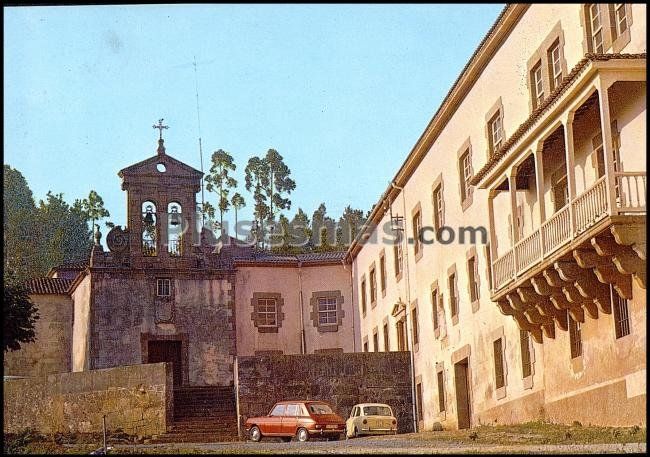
[
  {"left": 205, "top": 149, "right": 238, "bottom": 231},
  {"left": 230, "top": 192, "right": 245, "bottom": 239},
  {"left": 264, "top": 149, "right": 296, "bottom": 224}
]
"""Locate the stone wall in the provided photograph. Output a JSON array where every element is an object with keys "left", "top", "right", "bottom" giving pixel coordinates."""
[
  {"left": 3, "top": 363, "right": 172, "bottom": 436},
  {"left": 235, "top": 352, "right": 414, "bottom": 434}
]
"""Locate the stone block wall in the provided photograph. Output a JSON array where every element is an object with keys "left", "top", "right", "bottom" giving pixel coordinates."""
[
  {"left": 235, "top": 352, "right": 414, "bottom": 434},
  {"left": 3, "top": 363, "right": 172, "bottom": 437}
]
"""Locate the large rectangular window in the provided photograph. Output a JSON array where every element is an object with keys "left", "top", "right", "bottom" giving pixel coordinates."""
[
  {"left": 612, "top": 288, "right": 630, "bottom": 339},
  {"left": 411, "top": 307, "right": 419, "bottom": 346},
  {"left": 449, "top": 273, "right": 458, "bottom": 318},
  {"left": 547, "top": 40, "right": 562, "bottom": 91},
  {"left": 468, "top": 256, "right": 479, "bottom": 303},
  {"left": 379, "top": 254, "right": 387, "bottom": 293},
  {"left": 369, "top": 268, "right": 377, "bottom": 304},
  {"left": 437, "top": 370, "right": 446, "bottom": 413},
  {"left": 432, "top": 289, "right": 439, "bottom": 332},
  {"left": 383, "top": 322, "right": 390, "bottom": 352},
  {"left": 588, "top": 4, "right": 604, "bottom": 53},
  {"left": 361, "top": 279, "right": 367, "bottom": 315},
  {"left": 520, "top": 330, "right": 532, "bottom": 378},
  {"left": 489, "top": 112, "right": 504, "bottom": 155},
  {"left": 412, "top": 210, "right": 422, "bottom": 257},
  {"left": 416, "top": 382, "right": 424, "bottom": 421},
  {"left": 459, "top": 149, "right": 473, "bottom": 204},
  {"left": 317, "top": 297, "right": 337, "bottom": 326},
  {"left": 433, "top": 185, "right": 444, "bottom": 232},
  {"left": 493, "top": 338, "right": 505, "bottom": 389},
  {"left": 394, "top": 239, "right": 403, "bottom": 278},
  {"left": 612, "top": 3, "right": 629, "bottom": 37},
  {"left": 530, "top": 61, "right": 544, "bottom": 108},
  {"left": 569, "top": 315, "right": 582, "bottom": 359},
  {"left": 373, "top": 330, "right": 379, "bottom": 352},
  {"left": 156, "top": 278, "right": 171, "bottom": 297},
  {"left": 257, "top": 298, "right": 278, "bottom": 327}
]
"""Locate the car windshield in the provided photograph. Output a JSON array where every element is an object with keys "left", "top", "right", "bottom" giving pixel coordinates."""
[
  {"left": 363, "top": 405, "right": 392, "bottom": 416},
  {"left": 308, "top": 403, "right": 334, "bottom": 415}
]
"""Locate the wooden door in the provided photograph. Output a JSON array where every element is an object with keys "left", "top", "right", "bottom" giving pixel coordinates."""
[
  {"left": 147, "top": 340, "right": 182, "bottom": 386},
  {"left": 454, "top": 358, "right": 471, "bottom": 429}
]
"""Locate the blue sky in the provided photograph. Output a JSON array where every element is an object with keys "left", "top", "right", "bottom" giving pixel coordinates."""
[{"left": 4, "top": 4, "right": 504, "bottom": 229}]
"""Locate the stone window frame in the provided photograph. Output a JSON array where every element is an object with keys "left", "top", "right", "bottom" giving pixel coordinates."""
[
  {"left": 466, "top": 247, "right": 480, "bottom": 313},
  {"left": 360, "top": 274, "right": 367, "bottom": 317},
  {"left": 435, "top": 362, "right": 446, "bottom": 419},
  {"left": 431, "top": 280, "right": 441, "bottom": 339},
  {"left": 447, "top": 264, "right": 460, "bottom": 326},
  {"left": 411, "top": 202, "right": 423, "bottom": 262},
  {"left": 415, "top": 375, "right": 424, "bottom": 422},
  {"left": 310, "top": 290, "right": 345, "bottom": 333},
  {"left": 431, "top": 173, "right": 445, "bottom": 235},
  {"left": 379, "top": 249, "right": 387, "bottom": 297},
  {"left": 489, "top": 326, "right": 508, "bottom": 400},
  {"left": 519, "top": 329, "right": 536, "bottom": 390},
  {"left": 372, "top": 326, "right": 379, "bottom": 352},
  {"left": 410, "top": 299, "right": 420, "bottom": 352},
  {"left": 369, "top": 261, "right": 378, "bottom": 308},
  {"left": 382, "top": 317, "right": 390, "bottom": 352},
  {"left": 581, "top": 3, "right": 633, "bottom": 55},
  {"left": 526, "top": 22, "right": 568, "bottom": 114},
  {"left": 457, "top": 138, "right": 474, "bottom": 211},
  {"left": 484, "top": 97, "right": 505, "bottom": 159},
  {"left": 251, "top": 292, "right": 285, "bottom": 333}
]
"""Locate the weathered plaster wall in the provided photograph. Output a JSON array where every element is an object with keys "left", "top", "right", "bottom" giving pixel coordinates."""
[
  {"left": 235, "top": 352, "right": 414, "bottom": 434},
  {"left": 3, "top": 363, "right": 173, "bottom": 436},
  {"left": 3, "top": 294, "right": 73, "bottom": 377},
  {"left": 89, "top": 271, "right": 236, "bottom": 386},
  {"left": 72, "top": 274, "right": 92, "bottom": 372}
]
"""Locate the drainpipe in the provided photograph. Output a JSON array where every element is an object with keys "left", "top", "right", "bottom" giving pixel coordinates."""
[
  {"left": 298, "top": 261, "right": 306, "bottom": 354},
  {"left": 342, "top": 259, "right": 357, "bottom": 353},
  {"left": 391, "top": 180, "right": 418, "bottom": 434}
]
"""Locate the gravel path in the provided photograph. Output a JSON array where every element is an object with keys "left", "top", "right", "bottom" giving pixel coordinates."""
[{"left": 110, "top": 437, "right": 646, "bottom": 454}]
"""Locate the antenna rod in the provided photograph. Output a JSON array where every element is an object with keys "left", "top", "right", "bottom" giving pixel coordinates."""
[{"left": 193, "top": 56, "right": 206, "bottom": 226}]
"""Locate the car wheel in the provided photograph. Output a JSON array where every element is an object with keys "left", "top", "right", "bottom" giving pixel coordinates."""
[
  {"left": 249, "top": 426, "right": 262, "bottom": 442},
  {"left": 296, "top": 428, "right": 309, "bottom": 442},
  {"left": 353, "top": 427, "right": 359, "bottom": 438},
  {"left": 280, "top": 437, "right": 292, "bottom": 443}
]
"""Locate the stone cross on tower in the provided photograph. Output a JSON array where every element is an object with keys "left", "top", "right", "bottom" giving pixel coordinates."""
[{"left": 152, "top": 118, "right": 169, "bottom": 155}]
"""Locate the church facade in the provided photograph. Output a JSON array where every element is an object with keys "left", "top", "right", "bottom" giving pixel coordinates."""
[{"left": 4, "top": 137, "right": 355, "bottom": 387}]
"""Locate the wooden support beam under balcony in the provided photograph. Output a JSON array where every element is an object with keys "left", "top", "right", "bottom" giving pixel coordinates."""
[
  {"left": 611, "top": 224, "right": 646, "bottom": 260},
  {"left": 517, "top": 284, "right": 567, "bottom": 331},
  {"left": 574, "top": 247, "right": 633, "bottom": 300}
]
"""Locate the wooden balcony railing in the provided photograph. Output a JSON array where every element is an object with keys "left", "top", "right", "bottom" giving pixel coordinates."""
[{"left": 491, "top": 171, "right": 646, "bottom": 293}]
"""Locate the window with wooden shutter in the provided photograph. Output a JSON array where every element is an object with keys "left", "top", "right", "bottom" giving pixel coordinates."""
[{"left": 493, "top": 338, "right": 505, "bottom": 389}]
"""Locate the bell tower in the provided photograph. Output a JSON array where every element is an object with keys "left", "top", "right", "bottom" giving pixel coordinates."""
[{"left": 117, "top": 120, "right": 203, "bottom": 267}]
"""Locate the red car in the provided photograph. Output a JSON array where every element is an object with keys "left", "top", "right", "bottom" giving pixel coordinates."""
[{"left": 245, "top": 400, "right": 346, "bottom": 442}]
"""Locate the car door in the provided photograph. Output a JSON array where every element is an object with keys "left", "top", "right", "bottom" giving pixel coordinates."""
[
  {"left": 281, "top": 403, "right": 299, "bottom": 435},
  {"left": 346, "top": 406, "right": 358, "bottom": 436},
  {"left": 264, "top": 404, "right": 286, "bottom": 435}
]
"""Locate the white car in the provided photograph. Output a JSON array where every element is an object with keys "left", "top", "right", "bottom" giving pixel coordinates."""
[{"left": 345, "top": 403, "right": 397, "bottom": 438}]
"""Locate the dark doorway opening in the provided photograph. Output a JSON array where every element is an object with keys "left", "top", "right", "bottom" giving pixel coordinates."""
[
  {"left": 147, "top": 340, "right": 183, "bottom": 386},
  {"left": 454, "top": 358, "right": 471, "bottom": 429}
]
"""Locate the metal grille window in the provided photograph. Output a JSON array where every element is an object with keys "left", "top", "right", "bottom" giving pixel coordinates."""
[
  {"left": 449, "top": 273, "right": 458, "bottom": 317},
  {"left": 589, "top": 4, "right": 604, "bottom": 53},
  {"left": 612, "top": 288, "right": 630, "bottom": 339},
  {"left": 156, "top": 278, "right": 171, "bottom": 297},
  {"left": 433, "top": 185, "right": 444, "bottom": 231},
  {"left": 569, "top": 315, "right": 582, "bottom": 359},
  {"left": 318, "top": 297, "right": 337, "bottom": 326},
  {"left": 460, "top": 150, "right": 473, "bottom": 203},
  {"left": 548, "top": 41, "right": 562, "bottom": 91},
  {"left": 520, "top": 330, "right": 532, "bottom": 378},
  {"left": 437, "top": 370, "right": 446, "bottom": 413},
  {"left": 531, "top": 61, "right": 544, "bottom": 108},
  {"left": 257, "top": 298, "right": 278, "bottom": 327},
  {"left": 493, "top": 338, "right": 505, "bottom": 389},
  {"left": 490, "top": 112, "right": 503, "bottom": 154}
]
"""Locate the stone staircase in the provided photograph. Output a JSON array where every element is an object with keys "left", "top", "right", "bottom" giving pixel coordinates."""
[{"left": 149, "top": 385, "right": 240, "bottom": 443}]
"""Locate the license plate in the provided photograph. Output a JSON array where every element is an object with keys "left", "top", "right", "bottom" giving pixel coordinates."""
[{"left": 326, "top": 425, "right": 338, "bottom": 429}]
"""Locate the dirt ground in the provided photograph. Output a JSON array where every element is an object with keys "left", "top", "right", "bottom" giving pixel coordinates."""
[{"left": 4, "top": 422, "right": 646, "bottom": 454}]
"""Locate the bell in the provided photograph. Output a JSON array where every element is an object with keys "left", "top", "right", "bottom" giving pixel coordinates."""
[
  {"left": 143, "top": 205, "right": 155, "bottom": 226},
  {"left": 169, "top": 207, "right": 181, "bottom": 226}
]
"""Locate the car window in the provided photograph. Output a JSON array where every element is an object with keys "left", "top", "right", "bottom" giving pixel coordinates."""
[
  {"left": 349, "top": 407, "right": 356, "bottom": 418},
  {"left": 363, "top": 405, "right": 392, "bottom": 416},
  {"left": 285, "top": 404, "right": 299, "bottom": 416},
  {"left": 299, "top": 404, "right": 310, "bottom": 416},
  {"left": 270, "top": 404, "right": 286, "bottom": 416},
  {"left": 308, "top": 403, "right": 334, "bottom": 415}
]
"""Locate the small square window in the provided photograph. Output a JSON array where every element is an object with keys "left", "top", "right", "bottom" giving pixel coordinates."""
[
  {"left": 318, "top": 297, "right": 338, "bottom": 326},
  {"left": 257, "top": 298, "right": 278, "bottom": 327},
  {"left": 156, "top": 279, "right": 171, "bottom": 297}
]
